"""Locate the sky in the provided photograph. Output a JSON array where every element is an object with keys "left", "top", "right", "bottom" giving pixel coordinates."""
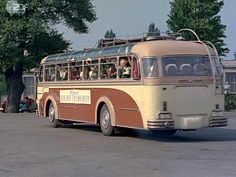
[{"left": 57, "top": 0, "right": 236, "bottom": 59}]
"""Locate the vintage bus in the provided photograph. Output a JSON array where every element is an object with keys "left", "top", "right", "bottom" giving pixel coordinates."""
[{"left": 37, "top": 30, "right": 227, "bottom": 136}]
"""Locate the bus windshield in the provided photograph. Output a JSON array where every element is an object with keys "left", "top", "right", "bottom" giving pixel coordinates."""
[{"left": 162, "top": 56, "right": 212, "bottom": 77}]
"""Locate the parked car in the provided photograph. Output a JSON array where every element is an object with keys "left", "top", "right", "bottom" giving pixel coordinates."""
[{"left": 19, "top": 101, "right": 30, "bottom": 113}]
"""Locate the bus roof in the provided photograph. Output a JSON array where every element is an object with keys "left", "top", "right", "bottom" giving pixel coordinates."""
[
  {"left": 132, "top": 40, "right": 215, "bottom": 58},
  {"left": 42, "top": 40, "right": 215, "bottom": 64},
  {"left": 42, "top": 44, "right": 134, "bottom": 64}
]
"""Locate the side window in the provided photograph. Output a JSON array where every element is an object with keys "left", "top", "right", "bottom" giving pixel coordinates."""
[
  {"left": 118, "top": 56, "right": 131, "bottom": 79},
  {"left": 39, "top": 66, "right": 43, "bottom": 82},
  {"left": 56, "top": 63, "right": 68, "bottom": 81},
  {"left": 143, "top": 58, "right": 158, "bottom": 78},
  {"left": 70, "top": 61, "right": 83, "bottom": 80},
  {"left": 44, "top": 65, "right": 56, "bottom": 82},
  {"left": 84, "top": 58, "right": 99, "bottom": 80},
  {"left": 100, "top": 57, "right": 117, "bottom": 79}
]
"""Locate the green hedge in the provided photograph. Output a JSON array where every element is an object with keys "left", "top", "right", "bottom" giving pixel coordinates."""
[{"left": 225, "top": 94, "right": 236, "bottom": 111}]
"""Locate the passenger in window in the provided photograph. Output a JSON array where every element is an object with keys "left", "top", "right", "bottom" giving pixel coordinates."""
[
  {"left": 80, "top": 71, "right": 84, "bottom": 80},
  {"left": 58, "top": 67, "right": 68, "bottom": 80},
  {"left": 50, "top": 69, "right": 56, "bottom": 81},
  {"left": 44, "top": 70, "right": 49, "bottom": 81},
  {"left": 86, "top": 58, "right": 92, "bottom": 65},
  {"left": 118, "top": 58, "right": 131, "bottom": 78},
  {"left": 84, "top": 66, "right": 91, "bottom": 80},
  {"left": 70, "top": 67, "right": 80, "bottom": 80},
  {"left": 89, "top": 65, "right": 98, "bottom": 80},
  {"left": 107, "top": 65, "right": 117, "bottom": 79}
]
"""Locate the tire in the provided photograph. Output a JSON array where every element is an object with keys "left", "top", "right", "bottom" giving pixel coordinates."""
[
  {"left": 100, "top": 104, "right": 114, "bottom": 136},
  {"left": 48, "top": 102, "right": 60, "bottom": 128}
]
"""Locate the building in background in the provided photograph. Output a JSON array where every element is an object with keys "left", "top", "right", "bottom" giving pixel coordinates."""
[
  {"left": 222, "top": 55, "right": 236, "bottom": 93},
  {"left": 21, "top": 70, "right": 38, "bottom": 101}
]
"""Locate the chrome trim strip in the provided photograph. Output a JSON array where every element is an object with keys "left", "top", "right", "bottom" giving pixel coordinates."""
[{"left": 120, "top": 108, "right": 139, "bottom": 112}]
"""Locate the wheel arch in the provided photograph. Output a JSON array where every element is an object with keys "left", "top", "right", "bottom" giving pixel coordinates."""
[
  {"left": 44, "top": 96, "right": 59, "bottom": 119},
  {"left": 95, "top": 97, "right": 116, "bottom": 126}
]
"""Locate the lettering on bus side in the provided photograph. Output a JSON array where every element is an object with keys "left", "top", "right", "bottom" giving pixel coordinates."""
[{"left": 60, "top": 90, "right": 91, "bottom": 104}]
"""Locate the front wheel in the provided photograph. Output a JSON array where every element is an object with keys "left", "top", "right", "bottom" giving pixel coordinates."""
[
  {"left": 100, "top": 105, "right": 114, "bottom": 136},
  {"left": 48, "top": 103, "right": 60, "bottom": 128}
]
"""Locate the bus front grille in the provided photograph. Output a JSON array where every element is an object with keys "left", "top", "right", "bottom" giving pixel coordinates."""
[{"left": 147, "top": 119, "right": 174, "bottom": 130}]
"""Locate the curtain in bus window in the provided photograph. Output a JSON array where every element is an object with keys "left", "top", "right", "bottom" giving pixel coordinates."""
[{"left": 133, "top": 58, "right": 140, "bottom": 79}]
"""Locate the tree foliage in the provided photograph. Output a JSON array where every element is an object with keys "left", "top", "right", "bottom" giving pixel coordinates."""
[
  {"left": 104, "top": 29, "right": 116, "bottom": 38},
  {"left": 147, "top": 23, "right": 160, "bottom": 37},
  {"left": 0, "top": 0, "right": 96, "bottom": 112},
  {"left": 167, "top": 0, "right": 228, "bottom": 56}
]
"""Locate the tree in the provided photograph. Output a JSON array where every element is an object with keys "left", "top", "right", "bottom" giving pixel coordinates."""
[
  {"left": 104, "top": 29, "right": 116, "bottom": 38},
  {"left": 147, "top": 23, "right": 160, "bottom": 37},
  {"left": 0, "top": 75, "right": 6, "bottom": 99},
  {"left": 0, "top": 0, "right": 96, "bottom": 112},
  {"left": 166, "top": 0, "right": 228, "bottom": 56}
]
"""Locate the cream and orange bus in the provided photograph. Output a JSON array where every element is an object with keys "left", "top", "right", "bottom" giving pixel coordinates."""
[{"left": 37, "top": 30, "right": 227, "bottom": 136}]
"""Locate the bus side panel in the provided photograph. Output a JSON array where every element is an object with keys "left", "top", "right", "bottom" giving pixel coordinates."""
[
  {"left": 93, "top": 88, "right": 144, "bottom": 129},
  {"left": 46, "top": 88, "right": 144, "bottom": 129},
  {"left": 48, "top": 88, "right": 95, "bottom": 122}
]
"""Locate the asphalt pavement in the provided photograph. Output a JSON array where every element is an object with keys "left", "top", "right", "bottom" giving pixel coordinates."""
[{"left": 0, "top": 112, "right": 236, "bottom": 177}]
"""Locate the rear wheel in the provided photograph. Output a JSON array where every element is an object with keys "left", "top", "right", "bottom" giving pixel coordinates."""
[
  {"left": 100, "top": 105, "right": 114, "bottom": 136},
  {"left": 48, "top": 103, "right": 60, "bottom": 128}
]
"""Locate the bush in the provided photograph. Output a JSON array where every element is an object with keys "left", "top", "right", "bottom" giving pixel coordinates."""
[{"left": 225, "top": 94, "right": 236, "bottom": 111}]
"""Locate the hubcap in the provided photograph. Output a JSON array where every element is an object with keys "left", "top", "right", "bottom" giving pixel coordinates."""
[
  {"left": 49, "top": 105, "right": 55, "bottom": 122},
  {"left": 102, "top": 110, "right": 110, "bottom": 129}
]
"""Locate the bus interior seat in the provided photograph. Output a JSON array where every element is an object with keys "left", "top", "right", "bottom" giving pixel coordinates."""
[
  {"left": 165, "top": 64, "right": 177, "bottom": 75},
  {"left": 179, "top": 63, "right": 192, "bottom": 75}
]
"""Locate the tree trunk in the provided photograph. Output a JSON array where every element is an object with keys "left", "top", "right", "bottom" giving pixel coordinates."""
[{"left": 5, "top": 62, "right": 25, "bottom": 113}]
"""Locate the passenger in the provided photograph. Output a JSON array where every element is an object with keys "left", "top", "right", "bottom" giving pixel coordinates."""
[
  {"left": 118, "top": 59, "right": 131, "bottom": 78},
  {"left": 83, "top": 66, "right": 91, "bottom": 80},
  {"left": 50, "top": 69, "right": 56, "bottom": 81},
  {"left": 89, "top": 65, "right": 98, "bottom": 80},
  {"left": 86, "top": 58, "right": 92, "bottom": 65},
  {"left": 58, "top": 67, "right": 68, "bottom": 80},
  {"left": 107, "top": 65, "right": 117, "bottom": 79},
  {"left": 70, "top": 67, "right": 80, "bottom": 80},
  {"left": 79, "top": 71, "right": 84, "bottom": 80}
]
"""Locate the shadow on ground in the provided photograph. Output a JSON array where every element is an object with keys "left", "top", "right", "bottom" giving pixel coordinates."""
[{"left": 60, "top": 123, "right": 236, "bottom": 143}]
